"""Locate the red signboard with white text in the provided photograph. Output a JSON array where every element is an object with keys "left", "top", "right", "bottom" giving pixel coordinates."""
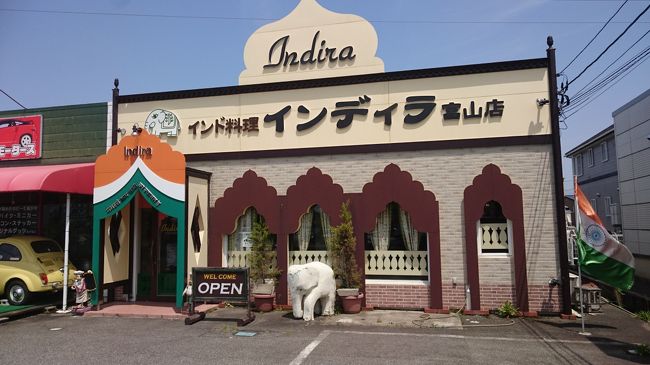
[{"left": 0, "top": 115, "right": 42, "bottom": 161}]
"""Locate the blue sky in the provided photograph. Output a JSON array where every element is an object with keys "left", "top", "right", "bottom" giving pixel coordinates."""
[{"left": 1, "top": 0, "right": 649, "bottom": 193}]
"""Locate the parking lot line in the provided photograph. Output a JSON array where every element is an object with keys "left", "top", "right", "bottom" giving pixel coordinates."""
[{"left": 289, "top": 330, "right": 331, "bottom": 365}]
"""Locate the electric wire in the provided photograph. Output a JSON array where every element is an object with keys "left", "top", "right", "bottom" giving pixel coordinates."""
[
  {"left": 0, "top": 89, "right": 27, "bottom": 109},
  {"left": 568, "top": 2, "right": 650, "bottom": 85},
  {"left": 563, "top": 50, "right": 650, "bottom": 119},
  {"left": 1, "top": 7, "right": 649, "bottom": 24},
  {"left": 569, "top": 28, "right": 649, "bottom": 101},
  {"left": 560, "top": 0, "right": 628, "bottom": 73},
  {"left": 566, "top": 45, "right": 650, "bottom": 111}
]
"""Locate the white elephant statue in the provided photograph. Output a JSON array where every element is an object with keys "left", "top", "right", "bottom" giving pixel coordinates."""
[
  {"left": 143, "top": 109, "right": 181, "bottom": 137},
  {"left": 287, "top": 262, "right": 336, "bottom": 321}
]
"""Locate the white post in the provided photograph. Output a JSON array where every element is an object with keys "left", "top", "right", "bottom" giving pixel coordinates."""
[
  {"left": 574, "top": 177, "right": 590, "bottom": 336},
  {"left": 59, "top": 193, "right": 71, "bottom": 312}
]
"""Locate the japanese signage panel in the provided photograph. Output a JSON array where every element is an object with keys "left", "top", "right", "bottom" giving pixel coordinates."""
[
  {"left": 192, "top": 267, "right": 249, "bottom": 302},
  {"left": 0, "top": 115, "right": 42, "bottom": 161},
  {"left": 0, "top": 205, "right": 38, "bottom": 238},
  {"left": 118, "top": 68, "right": 550, "bottom": 155}
]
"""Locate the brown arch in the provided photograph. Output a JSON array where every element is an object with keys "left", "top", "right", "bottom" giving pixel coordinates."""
[
  {"left": 463, "top": 164, "right": 529, "bottom": 312},
  {"left": 284, "top": 167, "right": 345, "bottom": 233},
  {"left": 359, "top": 163, "right": 442, "bottom": 309},
  {"left": 208, "top": 170, "right": 280, "bottom": 266}
]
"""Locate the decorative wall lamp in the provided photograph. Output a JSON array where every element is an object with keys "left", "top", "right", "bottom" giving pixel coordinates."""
[
  {"left": 131, "top": 124, "right": 143, "bottom": 136},
  {"left": 115, "top": 127, "right": 126, "bottom": 136}
]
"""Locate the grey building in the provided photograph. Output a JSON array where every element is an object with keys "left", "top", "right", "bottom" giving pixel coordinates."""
[
  {"left": 613, "top": 88, "right": 650, "bottom": 284},
  {"left": 565, "top": 125, "right": 620, "bottom": 234}
]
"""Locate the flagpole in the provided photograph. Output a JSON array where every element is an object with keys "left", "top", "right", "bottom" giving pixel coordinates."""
[{"left": 574, "top": 176, "right": 590, "bottom": 336}]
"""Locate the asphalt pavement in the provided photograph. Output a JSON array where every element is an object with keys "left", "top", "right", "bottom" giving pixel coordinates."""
[{"left": 0, "top": 302, "right": 648, "bottom": 364}]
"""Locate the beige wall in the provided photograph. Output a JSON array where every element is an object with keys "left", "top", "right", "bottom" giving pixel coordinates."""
[
  {"left": 189, "top": 143, "right": 560, "bottom": 288},
  {"left": 186, "top": 176, "right": 209, "bottom": 278},
  {"left": 118, "top": 68, "right": 550, "bottom": 155},
  {"left": 103, "top": 205, "right": 131, "bottom": 284}
]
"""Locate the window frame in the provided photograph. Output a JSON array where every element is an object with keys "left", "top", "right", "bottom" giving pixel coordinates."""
[
  {"left": 604, "top": 196, "right": 612, "bottom": 217},
  {"left": 590, "top": 198, "right": 598, "bottom": 215},
  {"left": 477, "top": 219, "right": 513, "bottom": 257},
  {"left": 574, "top": 154, "right": 584, "bottom": 176},
  {"left": 586, "top": 148, "right": 594, "bottom": 167},
  {"left": 601, "top": 141, "right": 609, "bottom": 162}
]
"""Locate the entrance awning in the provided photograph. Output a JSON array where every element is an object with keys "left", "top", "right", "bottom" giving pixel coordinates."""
[{"left": 0, "top": 163, "right": 94, "bottom": 195}]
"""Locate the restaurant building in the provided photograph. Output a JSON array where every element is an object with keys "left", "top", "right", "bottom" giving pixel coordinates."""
[{"left": 94, "top": 0, "right": 570, "bottom": 315}]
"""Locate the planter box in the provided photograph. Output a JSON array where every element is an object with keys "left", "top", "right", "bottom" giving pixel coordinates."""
[{"left": 336, "top": 288, "right": 359, "bottom": 297}]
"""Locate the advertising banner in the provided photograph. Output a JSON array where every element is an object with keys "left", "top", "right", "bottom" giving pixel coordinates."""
[{"left": 0, "top": 115, "right": 42, "bottom": 161}]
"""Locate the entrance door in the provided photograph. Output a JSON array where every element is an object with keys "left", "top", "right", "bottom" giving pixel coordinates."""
[{"left": 137, "top": 208, "right": 177, "bottom": 300}]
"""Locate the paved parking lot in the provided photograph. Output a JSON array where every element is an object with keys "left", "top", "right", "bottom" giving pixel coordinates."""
[{"left": 1, "top": 304, "right": 648, "bottom": 364}]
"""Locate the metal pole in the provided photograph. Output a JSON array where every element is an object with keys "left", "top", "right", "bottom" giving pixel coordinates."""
[
  {"left": 574, "top": 177, "right": 590, "bottom": 335},
  {"left": 58, "top": 193, "right": 71, "bottom": 312}
]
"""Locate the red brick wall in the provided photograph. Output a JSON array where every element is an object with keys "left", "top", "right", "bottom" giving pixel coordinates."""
[{"left": 365, "top": 283, "right": 429, "bottom": 309}]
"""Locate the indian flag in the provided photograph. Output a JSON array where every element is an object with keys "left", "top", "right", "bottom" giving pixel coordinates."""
[{"left": 575, "top": 181, "right": 635, "bottom": 290}]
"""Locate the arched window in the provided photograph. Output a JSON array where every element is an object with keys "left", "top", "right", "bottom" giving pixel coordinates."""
[
  {"left": 289, "top": 205, "right": 332, "bottom": 251},
  {"left": 364, "top": 202, "right": 427, "bottom": 251},
  {"left": 477, "top": 201, "right": 511, "bottom": 255},
  {"left": 227, "top": 207, "right": 276, "bottom": 251}
]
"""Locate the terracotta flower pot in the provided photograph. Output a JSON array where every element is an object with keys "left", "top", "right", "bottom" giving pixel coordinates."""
[
  {"left": 340, "top": 293, "right": 364, "bottom": 314},
  {"left": 254, "top": 294, "right": 275, "bottom": 312}
]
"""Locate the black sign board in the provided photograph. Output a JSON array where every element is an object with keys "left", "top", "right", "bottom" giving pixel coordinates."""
[{"left": 191, "top": 267, "right": 250, "bottom": 303}]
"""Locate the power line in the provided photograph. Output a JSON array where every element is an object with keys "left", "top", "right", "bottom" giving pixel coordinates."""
[
  {"left": 0, "top": 89, "right": 27, "bottom": 109},
  {"left": 564, "top": 52, "right": 649, "bottom": 119},
  {"left": 0, "top": 8, "right": 649, "bottom": 24},
  {"left": 569, "top": 28, "right": 649, "bottom": 102},
  {"left": 568, "top": 2, "right": 650, "bottom": 85},
  {"left": 569, "top": 45, "right": 650, "bottom": 107},
  {"left": 560, "top": 0, "right": 628, "bottom": 73}
]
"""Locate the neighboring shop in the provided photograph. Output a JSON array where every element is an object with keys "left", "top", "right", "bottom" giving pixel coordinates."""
[
  {"left": 105, "top": 0, "right": 570, "bottom": 315},
  {"left": 0, "top": 103, "right": 109, "bottom": 270}
]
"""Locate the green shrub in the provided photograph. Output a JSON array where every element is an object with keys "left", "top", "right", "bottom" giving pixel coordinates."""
[
  {"left": 248, "top": 220, "right": 280, "bottom": 284},
  {"left": 495, "top": 301, "right": 519, "bottom": 318},
  {"left": 328, "top": 201, "right": 361, "bottom": 289},
  {"left": 637, "top": 310, "right": 650, "bottom": 323}
]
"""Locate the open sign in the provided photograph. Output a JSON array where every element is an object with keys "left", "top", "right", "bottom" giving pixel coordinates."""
[{"left": 191, "top": 267, "right": 249, "bottom": 302}]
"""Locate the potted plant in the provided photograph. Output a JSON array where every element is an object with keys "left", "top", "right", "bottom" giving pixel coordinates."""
[
  {"left": 329, "top": 201, "right": 363, "bottom": 314},
  {"left": 248, "top": 219, "right": 281, "bottom": 312}
]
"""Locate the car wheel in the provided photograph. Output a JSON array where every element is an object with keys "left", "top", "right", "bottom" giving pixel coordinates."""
[
  {"left": 19, "top": 134, "right": 32, "bottom": 147},
  {"left": 6, "top": 280, "right": 30, "bottom": 305}
]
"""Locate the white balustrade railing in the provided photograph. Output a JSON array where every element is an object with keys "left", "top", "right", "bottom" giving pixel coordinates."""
[
  {"left": 365, "top": 250, "right": 428, "bottom": 276},
  {"left": 289, "top": 250, "right": 331, "bottom": 266},
  {"left": 226, "top": 250, "right": 278, "bottom": 269},
  {"left": 480, "top": 222, "right": 509, "bottom": 252},
  {"left": 228, "top": 249, "right": 428, "bottom": 277}
]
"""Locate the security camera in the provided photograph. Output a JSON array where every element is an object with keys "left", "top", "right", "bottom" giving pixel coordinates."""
[
  {"left": 548, "top": 278, "right": 560, "bottom": 287},
  {"left": 537, "top": 98, "right": 550, "bottom": 107}
]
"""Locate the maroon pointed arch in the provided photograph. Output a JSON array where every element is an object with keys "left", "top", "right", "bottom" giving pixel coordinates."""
[
  {"left": 463, "top": 164, "right": 529, "bottom": 312},
  {"left": 285, "top": 167, "right": 345, "bottom": 233},
  {"left": 208, "top": 170, "right": 280, "bottom": 266},
  {"left": 359, "top": 163, "right": 442, "bottom": 309}
]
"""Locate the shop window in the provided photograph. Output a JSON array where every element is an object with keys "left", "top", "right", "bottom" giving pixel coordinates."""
[
  {"left": 289, "top": 205, "right": 331, "bottom": 251},
  {"left": 364, "top": 202, "right": 426, "bottom": 251},
  {"left": 109, "top": 211, "right": 122, "bottom": 255},
  {"left": 190, "top": 206, "right": 203, "bottom": 253},
  {"left": 0, "top": 243, "right": 21, "bottom": 261},
  {"left": 478, "top": 201, "right": 511, "bottom": 255}
]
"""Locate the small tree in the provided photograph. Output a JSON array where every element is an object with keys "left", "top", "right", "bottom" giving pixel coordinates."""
[
  {"left": 329, "top": 201, "right": 361, "bottom": 289},
  {"left": 248, "top": 220, "right": 280, "bottom": 285}
]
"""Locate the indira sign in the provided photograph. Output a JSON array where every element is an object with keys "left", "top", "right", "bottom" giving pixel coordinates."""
[{"left": 264, "top": 31, "right": 356, "bottom": 69}]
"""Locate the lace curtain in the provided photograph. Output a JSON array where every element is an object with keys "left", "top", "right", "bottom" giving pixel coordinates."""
[
  {"left": 370, "top": 207, "right": 391, "bottom": 250},
  {"left": 399, "top": 209, "right": 419, "bottom": 251},
  {"left": 320, "top": 211, "right": 332, "bottom": 250},
  {"left": 297, "top": 211, "right": 313, "bottom": 251}
]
